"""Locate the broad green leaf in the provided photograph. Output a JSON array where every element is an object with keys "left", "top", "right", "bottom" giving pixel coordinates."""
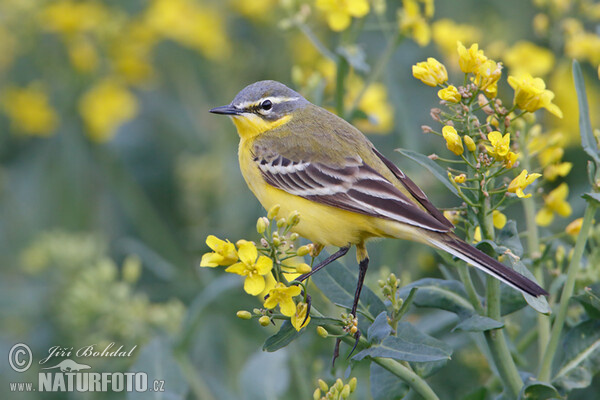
[
  {"left": 370, "top": 363, "right": 409, "bottom": 400},
  {"left": 311, "top": 258, "right": 386, "bottom": 319},
  {"left": 397, "top": 278, "right": 473, "bottom": 316},
  {"left": 505, "top": 257, "right": 551, "bottom": 315},
  {"left": 460, "top": 387, "right": 488, "bottom": 400},
  {"left": 553, "top": 319, "right": 600, "bottom": 391},
  {"left": 239, "top": 349, "right": 289, "bottom": 400},
  {"left": 337, "top": 45, "right": 370, "bottom": 73},
  {"left": 395, "top": 148, "right": 460, "bottom": 197},
  {"left": 500, "top": 285, "right": 528, "bottom": 316},
  {"left": 572, "top": 60, "right": 600, "bottom": 164},
  {"left": 368, "top": 311, "right": 392, "bottom": 344},
  {"left": 496, "top": 221, "right": 524, "bottom": 257},
  {"left": 574, "top": 284, "right": 600, "bottom": 319},
  {"left": 353, "top": 322, "right": 451, "bottom": 363},
  {"left": 587, "top": 161, "right": 597, "bottom": 186},
  {"left": 518, "top": 379, "right": 562, "bottom": 400},
  {"left": 128, "top": 337, "right": 189, "bottom": 400},
  {"left": 263, "top": 321, "right": 300, "bottom": 352},
  {"left": 452, "top": 314, "right": 504, "bottom": 332},
  {"left": 582, "top": 192, "right": 600, "bottom": 206}
]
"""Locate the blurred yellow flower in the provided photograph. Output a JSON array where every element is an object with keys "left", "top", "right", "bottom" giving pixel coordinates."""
[
  {"left": 67, "top": 37, "right": 98, "bottom": 73},
  {"left": 432, "top": 19, "right": 481, "bottom": 63},
  {"left": 354, "top": 83, "right": 394, "bottom": 133},
  {"left": 565, "top": 217, "right": 583, "bottom": 236},
  {"left": 543, "top": 162, "right": 572, "bottom": 181},
  {"left": 457, "top": 42, "right": 487, "bottom": 74},
  {"left": 79, "top": 78, "right": 138, "bottom": 142},
  {"left": 443, "top": 210, "right": 461, "bottom": 225},
  {"left": 442, "top": 125, "right": 464, "bottom": 155},
  {"left": 503, "top": 41, "right": 554, "bottom": 77},
  {"left": 438, "top": 85, "right": 461, "bottom": 103},
  {"left": 398, "top": 0, "right": 434, "bottom": 47},
  {"left": 508, "top": 170, "right": 541, "bottom": 198},
  {"left": 565, "top": 32, "right": 600, "bottom": 65},
  {"left": 533, "top": 13, "right": 549, "bottom": 36},
  {"left": 486, "top": 131, "right": 510, "bottom": 159},
  {"left": 230, "top": 0, "right": 277, "bottom": 22},
  {"left": 492, "top": 210, "right": 507, "bottom": 229},
  {"left": 507, "top": 73, "right": 563, "bottom": 118},
  {"left": 464, "top": 135, "right": 476, "bottom": 152},
  {"left": 291, "top": 301, "right": 311, "bottom": 331},
  {"left": 145, "top": 0, "right": 230, "bottom": 60},
  {"left": 41, "top": 0, "right": 108, "bottom": 36},
  {"left": 536, "top": 183, "right": 572, "bottom": 226},
  {"left": 200, "top": 235, "right": 238, "bottom": 267},
  {"left": 2, "top": 84, "right": 58, "bottom": 136},
  {"left": 225, "top": 242, "right": 273, "bottom": 295},
  {"left": 316, "top": 0, "right": 370, "bottom": 32},
  {"left": 263, "top": 282, "right": 301, "bottom": 317},
  {"left": 0, "top": 25, "right": 16, "bottom": 73},
  {"left": 412, "top": 57, "right": 448, "bottom": 86},
  {"left": 110, "top": 20, "right": 158, "bottom": 85}
]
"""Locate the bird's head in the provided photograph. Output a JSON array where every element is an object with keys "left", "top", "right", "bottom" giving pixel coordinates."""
[{"left": 210, "top": 80, "right": 308, "bottom": 138}]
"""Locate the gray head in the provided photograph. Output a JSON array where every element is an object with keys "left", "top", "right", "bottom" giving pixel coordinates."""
[{"left": 210, "top": 80, "right": 309, "bottom": 121}]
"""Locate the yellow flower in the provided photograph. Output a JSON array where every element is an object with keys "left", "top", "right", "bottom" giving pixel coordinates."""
[
  {"left": 443, "top": 210, "right": 460, "bottom": 225},
  {"left": 457, "top": 42, "right": 487, "bottom": 74},
  {"left": 492, "top": 210, "right": 507, "bottom": 229},
  {"left": 442, "top": 126, "right": 464, "bottom": 155},
  {"left": 508, "top": 170, "right": 541, "bottom": 198},
  {"left": 432, "top": 19, "right": 481, "bottom": 63},
  {"left": 281, "top": 257, "right": 311, "bottom": 282},
  {"left": 354, "top": 83, "right": 394, "bottom": 133},
  {"left": 503, "top": 41, "right": 555, "bottom": 77},
  {"left": 230, "top": 0, "right": 277, "bottom": 22},
  {"left": 486, "top": 131, "right": 510, "bottom": 159},
  {"left": 536, "top": 183, "right": 572, "bottom": 226},
  {"left": 316, "top": 0, "right": 370, "bottom": 32},
  {"left": 473, "top": 59, "right": 502, "bottom": 98},
  {"left": 504, "top": 151, "right": 518, "bottom": 168},
  {"left": 565, "top": 32, "right": 600, "bottom": 66},
  {"left": 200, "top": 235, "right": 238, "bottom": 267},
  {"left": 41, "top": 0, "right": 108, "bottom": 36},
  {"left": 398, "top": 0, "right": 433, "bottom": 47},
  {"left": 453, "top": 174, "right": 466, "bottom": 184},
  {"left": 565, "top": 218, "right": 583, "bottom": 236},
  {"left": 507, "top": 73, "right": 563, "bottom": 118},
  {"left": 145, "top": 0, "right": 230, "bottom": 60},
  {"left": 226, "top": 242, "right": 273, "bottom": 295},
  {"left": 79, "top": 78, "right": 138, "bottom": 142},
  {"left": 291, "top": 301, "right": 311, "bottom": 331},
  {"left": 544, "top": 162, "right": 572, "bottom": 181},
  {"left": 263, "top": 282, "right": 302, "bottom": 316},
  {"left": 67, "top": 37, "right": 98, "bottom": 73},
  {"left": 472, "top": 226, "right": 482, "bottom": 243},
  {"left": 412, "top": 58, "right": 448, "bottom": 87},
  {"left": 438, "top": 85, "right": 461, "bottom": 102},
  {"left": 464, "top": 135, "right": 476, "bottom": 152},
  {"left": 109, "top": 21, "right": 158, "bottom": 85},
  {"left": 2, "top": 84, "right": 58, "bottom": 136}
]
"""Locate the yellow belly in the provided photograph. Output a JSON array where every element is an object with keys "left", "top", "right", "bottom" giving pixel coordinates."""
[{"left": 238, "top": 139, "right": 421, "bottom": 247}]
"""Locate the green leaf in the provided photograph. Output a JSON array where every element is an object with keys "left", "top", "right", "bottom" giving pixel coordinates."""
[
  {"left": 337, "top": 45, "right": 370, "bottom": 73},
  {"left": 500, "top": 285, "right": 528, "bottom": 316},
  {"left": 572, "top": 60, "right": 600, "bottom": 164},
  {"left": 370, "top": 363, "right": 409, "bottom": 400},
  {"left": 518, "top": 378, "right": 562, "bottom": 400},
  {"left": 263, "top": 321, "right": 300, "bottom": 352},
  {"left": 353, "top": 322, "right": 452, "bottom": 363},
  {"left": 505, "top": 257, "right": 551, "bottom": 315},
  {"left": 553, "top": 319, "right": 600, "bottom": 391},
  {"left": 395, "top": 148, "right": 460, "bottom": 197},
  {"left": 311, "top": 258, "right": 386, "bottom": 319},
  {"left": 128, "top": 337, "right": 188, "bottom": 400},
  {"left": 587, "top": 161, "right": 597, "bottom": 186},
  {"left": 460, "top": 387, "right": 488, "bottom": 400},
  {"left": 496, "top": 221, "right": 524, "bottom": 257},
  {"left": 452, "top": 314, "right": 504, "bottom": 332},
  {"left": 397, "top": 278, "right": 473, "bottom": 316},
  {"left": 582, "top": 192, "right": 600, "bottom": 206},
  {"left": 239, "top": 350, "right": 290, "bottom": 400},
  {"left": 573, "top": 284, "right": 600, "bottom": 319},
  {"left": 368, "top": 311, "right": 392, "bottom": 344}
]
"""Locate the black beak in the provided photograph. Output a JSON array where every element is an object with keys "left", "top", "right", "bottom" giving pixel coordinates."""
[{"left": 209, "top": 104, "right": 240, "bottom": 115}]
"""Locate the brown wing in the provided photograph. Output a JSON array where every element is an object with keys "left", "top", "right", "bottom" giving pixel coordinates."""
[{"left": 253, "top": 150, "right": 452, "bottom": 233}]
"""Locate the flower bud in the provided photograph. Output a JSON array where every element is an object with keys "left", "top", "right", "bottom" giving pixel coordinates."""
[
  {"left": 288, "top": 210, "right": 300, "bottom": 226},
  {"left": 253, "top": 308, "right": 262, "bottom": 314},
  {"left": 297, "top": 263, "right": 312, "bottom": 274},
  {"left": 256, "top": 217, "right": 269, "bottom": 234},
  {"left": 454, "top": 174, "right": 466, "bottom": 184},
  {"left": 236, "top": 310, "right": 252, "bottom": 320},
  {"left": 317, "top": 326, "right": 329, "bottom": 338},
  {"left": 268, "top": 204, "right": 280, "bottom": 219},
  {"left": 341, "top": 385, "right": 351, "bottom": 398},
  {"left": 259, "top": 316, "right": 271, "bottom": 326},
  {"left": 349, "top": 377, "right": 357, "bottom": 391},
  {"left": 313, "top": 388, "right": 321, "bottom": 400},
  {"left": 464, "top": 135, "right": 476, "bottom": 152},
  {"left": 277, "top": 218, "right": 286, "bottom": 228},
  {"left": 318, "top": 379, "right": 329, "bottom": 392},
  {"left": 335, "top": 379, "right": 343, "bottom": 391},
  {"left": 289, "top": 233, "right": 299, "bottom": 241},
  {"left": 297, "top": 245, "right": 311, "bottom": 256},
  {"left": 272, "top": 237, "right": 281, "bottom": 247}
]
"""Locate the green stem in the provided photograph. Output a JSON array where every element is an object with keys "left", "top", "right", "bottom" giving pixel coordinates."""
[
  {"left": 373, "top": 358, "right": 440, "bottom": 400},
  {"left": 457, "top": 264, "right": 484, "bottom": 314},
  {"left": 538, "top": 203, "right": 597, "bottom": 381},
  {"left": 335, "top": 57, "right": 349, "bottom": 118},
  {"left": 296, "top": 22, "right": 336, "bottom": 61}
]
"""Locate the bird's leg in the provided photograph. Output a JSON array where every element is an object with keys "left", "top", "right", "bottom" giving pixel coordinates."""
[
  {"left": 333, "top": 244, "right": 369, "bottom": 365},
  {"left": 295, "top": 246, "right": 350, "bottom": 282}
]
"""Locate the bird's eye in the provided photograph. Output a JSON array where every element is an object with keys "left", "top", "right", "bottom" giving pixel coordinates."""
[{"left": 261, "top": 100, "right": 272, "bottom": 111}]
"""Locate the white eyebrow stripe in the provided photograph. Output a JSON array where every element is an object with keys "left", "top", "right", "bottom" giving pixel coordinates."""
[{"left": 235, "top": 96, "right": 301, "bottom": 110}]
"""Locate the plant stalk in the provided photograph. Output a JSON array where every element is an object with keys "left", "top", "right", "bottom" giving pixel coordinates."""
[{"left": 538, "top": 203, "right": 597, "bottom": 381}]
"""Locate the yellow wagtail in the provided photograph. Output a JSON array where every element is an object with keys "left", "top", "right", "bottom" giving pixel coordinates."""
[{"left": 210, "top": 80, "right": 547, "bottom": 334}]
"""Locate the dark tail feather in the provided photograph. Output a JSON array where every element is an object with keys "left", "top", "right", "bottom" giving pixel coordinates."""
[{"left": 428, "top": 234, "right": 548, "bottom": 297}]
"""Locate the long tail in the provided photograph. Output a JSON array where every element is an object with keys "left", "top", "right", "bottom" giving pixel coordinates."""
[{"left": 428, "top": 234, "right": 548, "bottom": 297}]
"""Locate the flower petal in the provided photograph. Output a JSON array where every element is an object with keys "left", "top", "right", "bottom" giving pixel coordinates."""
[
  {"left": 200, "top": 252, "right": 222, "bottom": 267},
  {"left": 206, "top": 235, "right": 224, "bottom": 251},
  {"left": 225, "top": 262, "right": 247, "bottom": 276},
  {"left": 244, "top": 274, "right": 265, "bottom": 296},
  {"left": 255, "top": 256, "right": 273, "bottom": 275},
  {"left": 536, "top": 207, "right": 554, "bottom": 226},
  {"left": 279, "top": 298, "right": 297, "bottom": 317},
  {"left": 237, "top": 242, "right": 257, "bottom": 265}
]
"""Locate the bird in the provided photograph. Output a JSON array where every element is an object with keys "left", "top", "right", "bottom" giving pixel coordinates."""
[{"left": 209, "top": 80, "right": 547, "bottom": 345}]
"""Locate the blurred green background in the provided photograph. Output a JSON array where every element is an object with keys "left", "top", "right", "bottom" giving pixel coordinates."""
[{"left": 1, "top": 0, "right": 599, "bottom": 398}]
